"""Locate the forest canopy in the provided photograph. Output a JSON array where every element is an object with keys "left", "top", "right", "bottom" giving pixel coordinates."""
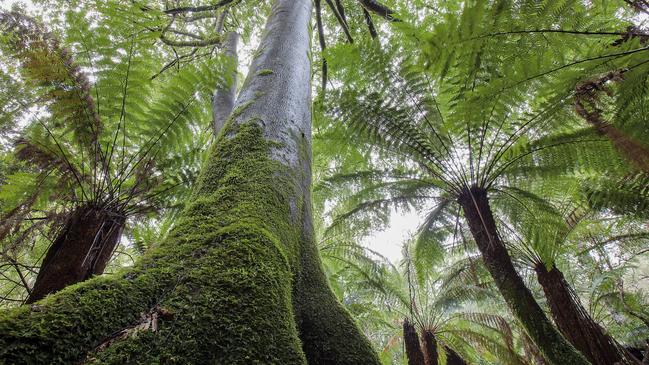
[{"left": 0, "top": 0, "right": 648, "bottom": 364}]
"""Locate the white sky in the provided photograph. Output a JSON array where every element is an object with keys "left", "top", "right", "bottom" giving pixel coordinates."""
[{"left": 362, "top": 208, "right": 420, "bottom": 263}]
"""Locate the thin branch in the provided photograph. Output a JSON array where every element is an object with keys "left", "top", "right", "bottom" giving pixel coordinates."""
[
  {"left": 363, "top": 8, "right": 378, "bottom": 39},
  {"left": 163, "top": 0, "right": 239, "bottom": 15},
  {"left": 160, "top": 34, "right": 222, "bottom": 47},
  {"left": 357, "top": 0, "right": 398, "bottom": 22},
  {"left": 150, "top": 49, "right": 198, "bottom": 80},
  {"left": 315, "top": 0, "right": 328, "bottom": 93},
  {"left": 470, "top": 29, "right": 630, "bottom": 40},
  {"left": 324, "top": 0, "right": 354, "bottom": 43}
]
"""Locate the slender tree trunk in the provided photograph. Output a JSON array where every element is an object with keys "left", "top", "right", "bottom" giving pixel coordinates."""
[
  {"left": 421, "top": 329, "right": 438, "bottom": 365},
  {"left": 535, "top": 264, "right": 641, "bottom": 365},
  {"left": 403, "top": 319, "right": 425, "bottom": 365},
  {"left": 212, "top": 30, "right": 238, "bottom": 136},
  {"left": 574, "top": 70, "right": 649, "bottom": 173},
  {"left": 444, "top": 346, "right": 468, "bottom": 365},
  {"left": 0, "top": 1, "right": 379, "bottom": 363},
  {"left": 457, "top": 186, "right": 590, "bottom": 365},
  {"left": 26, "top": 204, "right": 124, "bottom": 303}
]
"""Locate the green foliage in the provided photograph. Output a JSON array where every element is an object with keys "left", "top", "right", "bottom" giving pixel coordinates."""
[{"left": 1, "top": 0, "right": 649, "bottom": 363}]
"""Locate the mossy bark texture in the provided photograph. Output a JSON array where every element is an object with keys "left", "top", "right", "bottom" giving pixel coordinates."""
[
  {"left": 536, "top": 264, "right": 640, "bottom": 365},
  {"left": 457, "top": 186, "right": 590, "bottom": 365},
  {"left": 0, "top": 0, "right": 379, "bottom": 364}
]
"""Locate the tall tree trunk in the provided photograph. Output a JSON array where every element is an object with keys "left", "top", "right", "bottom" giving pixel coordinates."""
[
  {"left": 457, "top": 186, "right": 590, "bottom": 365},
  {"left": 444, "top": 346, "right": 468, "bottom": 365},
  {"left": 26, "top": 204, "right": 125, "bottom": 303},
  {"left": 403, "top": 319, "right": 425, "bottom": 365},
  {"left": 535, "top": 264, "right": 641, "bottom": 365},
  {"left": 0, "top": 1, "right": 379, "bottom": 363},
  {"left": 212, "top": 30, "right": 238, "bottom": 136},
  {"left": 574, "top": 70, "right": 649, "bottom": 173},
  {"left": 421, "top": 329, "right": 438, "bottom": 365}
]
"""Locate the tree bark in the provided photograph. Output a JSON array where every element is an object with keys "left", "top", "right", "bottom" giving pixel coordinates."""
[
  {"left": 0, "top": 1, "right": 379, "bottom": 363},
  {"left": 212, "top": 31, "right": 238, "bottom": 136},
  {"left": 536, "top": 264, "right": 641, "bottom": 365},
  {"left": 444, "top": 346, "right": 468, "bottom": 365},
  {"left": 457, "top": 186, "right": 590, "bottom": 365},
  {"left": 403, "top": 319, "right": 425, "bottom": 365},
  {"left": 574, "top": 70, "right": 649, "bottom": 173},
  {"left": 26, "top": 204, "right": 125, "bottom": 304},
  {"left": 421, "top": 329, "right": 438, "bottom": 365}
]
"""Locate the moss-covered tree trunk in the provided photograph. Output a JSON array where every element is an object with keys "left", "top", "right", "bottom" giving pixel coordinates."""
[
  {"left": 457, "top": 186, "right": 590, "bottom": 365},
  {"left": 0, "top": 1, "right": 379, "bottom": 363},
  {"left": 535, "top": 264, "right": 641, "bottom": 365},
  {"left": 26, "top": 204, "right": 125, "bottom": 304},
  {"left": 403, "top": 319, "right": 425, "bottom": 365}
]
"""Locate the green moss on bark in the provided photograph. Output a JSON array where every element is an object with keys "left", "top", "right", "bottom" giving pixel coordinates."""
[
  {"left": 0, "top": 121, "right": 380, "bottom": 364},
  {"left": 293, "top": 239, "right": 381, "bottom": 365},
  {"left": 0, "top": 123, "right": 307, "bottom": 364}
]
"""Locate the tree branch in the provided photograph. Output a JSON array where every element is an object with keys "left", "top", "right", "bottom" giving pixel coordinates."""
[
  {"left": 315, "top": 0, "right": 328, "bottom": 93},
  {"left": 160, "top": 34, "right": 222, "bottom": 47},
  {"left": 363, "top": 8, "right": 378, "bottom": 39},
  {"left": 357, "top": 0, "right": 398, "bottom": 21},
  {"left": 324, "top": 0, "right": 354, "bottom": 43},
  {"left": 163, "top": 0, "right": 240, "bottom": 15}
]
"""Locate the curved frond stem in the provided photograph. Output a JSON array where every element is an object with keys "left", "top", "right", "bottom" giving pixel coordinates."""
[
  {"left": 469, "top": 29, "right": 633, "bottom": 41},
  {"left": 113, "top": 98, "right": 194, "bottom": 191},
  {"left": 485, "top": 138, "right": 608, "bottom": 190},
  {"left": 480, "top": 92, "right": 573, "bottom": 187},
  {"left": 499, "top": 46, "right": 649, "bottom": 94},
  {"left": 474, "top": 96, "right": 502, "bottom": 185},
  {"left": 36, "top": 120, "right": 89, "bottom": 202},
  {"left": 107, "top": 35, "right": 136, "bottom": 200}
]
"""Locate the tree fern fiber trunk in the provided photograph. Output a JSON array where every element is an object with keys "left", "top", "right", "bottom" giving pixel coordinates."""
[
  {"left": 403, "top": 319, "right": 425, "bottom": 365},
  {"left": 26, "top": 204, "right": 124, "bottom": 304},
  {"left": 457, "top": 186, "right": 590, "bottom": 365},
  {"left": 0, "top": 1, "right": 379, "bottom": 363},
  {"left": 444, "top": 346, "right": 468, "bottom": 365},
  {"left": 535, "top": 264, "right": 641, "bottom": 365},
  {"left": 421, "top": 329, "right": 438, "bottom": 365}
]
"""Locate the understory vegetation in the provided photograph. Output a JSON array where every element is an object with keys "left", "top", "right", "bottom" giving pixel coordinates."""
[{"left": 0, "top": 0, "right": 648, "bottom": 364}]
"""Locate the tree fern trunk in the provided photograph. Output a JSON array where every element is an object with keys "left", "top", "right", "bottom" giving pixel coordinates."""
[
  {"left": 444, "top": 346, "right": 468, "bottom": 365},
  {"left": 421, "top": 329, "right": 438, "bottom": 365},
  {"left": 457, "top": 186, "right": 590, "bottom": 365},
  {"left": 26, "top": 204, "right": 124, "bottom": 304},
  {"left": 403, "top": 319, "right": 425, "bottom": 365},
  {"left": 535, "top": 264, "right": 641, "bottom": 365},
  {"left": 0, "top": 1, "right": 378, "bottom": 363}
]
